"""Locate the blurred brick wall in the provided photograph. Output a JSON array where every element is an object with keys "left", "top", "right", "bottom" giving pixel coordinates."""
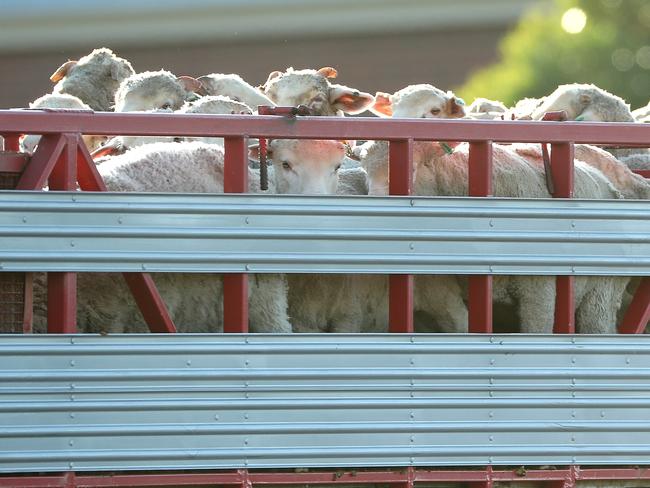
[{"left": 0, "top": 27, "right": 504, "bottom": 109}]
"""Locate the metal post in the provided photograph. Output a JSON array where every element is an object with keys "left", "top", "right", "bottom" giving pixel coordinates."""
[
  {"left": 619, "top": 277, "right": 650, "bottom": 334},
  {"left": 223, "top": 136, "right": 249, "bottom": 333},
  {"left": 468, "top": 141, "right": 493, "bottom": 333},
  {"left": 46, "top": 134, "right": 78, "bottom": 333},
  {"left": 3, "top": 134, "right": 20, "bottom": 152},
  {"left": 551, "top": 142, "right": 575, "bottom": 334},
  {"left": 389, "top": 138, "right": 414, "bottom": 333}
]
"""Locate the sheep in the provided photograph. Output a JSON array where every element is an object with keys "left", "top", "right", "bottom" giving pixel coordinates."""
[
  {"left": 49, "top": 47, "right": 135, "bottom": 111},
  {"left": 20, "top": 93, "right": 107, "bottom": 154},
  {"left": 360, "top": 85, "right": 626, "bottom": 334},
  {"left": 261, "top": 67, "right": 375, "bottom": 116},
  {"left": 197, "top": 73, "right": 275, "bottom": 110},
  {"left": 177, "top": 95, "right": 253, "bottom": 146},
  {"left": 370, "top": 84, "right": 465, "bottom": 119},
  {"left": 511, "top": 96, "right": 545, "bottom": 120},
  {"left": 530, "top": 84, "right": 635, "bottom": 123},
  {"left": 114, "top": 70, "right": 204, "bottom": 112},
  {"left": 33, "top": 138, "right": 349, "bottom": 334},
  {"left": 528, "top": 83, "right": 650, "bottom": 164}
]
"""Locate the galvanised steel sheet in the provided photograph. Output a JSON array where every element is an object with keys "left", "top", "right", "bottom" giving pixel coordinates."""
[
  {"left": 0, "top": 334, "right": 649, "bottom": 472},
  {"left": 0, "top": 192, "right": 649, "bottom": 275}
]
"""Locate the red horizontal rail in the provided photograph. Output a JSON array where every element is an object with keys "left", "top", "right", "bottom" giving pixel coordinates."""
[
  {"left": 1, "top": 110, "right": 650, "bottom": 145},
  {"left": 2, "top": 468, "right": 650, "bottom": 487}
]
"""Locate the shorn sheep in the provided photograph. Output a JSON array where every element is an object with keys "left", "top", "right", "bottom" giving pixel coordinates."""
[
  {"left": 360, "top": 85, "right": 626, "bottom": 334},
  {"left": 33, "top": 139, "right": 349, "bottom": 334},
  {"left": 50, "top": 47, "right": 135, "bottom": 111},
  {"left": 262, "top": 67, "right": 375, "bottom": 116},
  {"left": 20, "top": 93, "right": 107, "bottom": 154}
]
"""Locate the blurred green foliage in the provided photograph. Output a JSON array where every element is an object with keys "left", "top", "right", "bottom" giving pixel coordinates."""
[{"left": 457, "top": 0, "right": 650, "bottom": 110}]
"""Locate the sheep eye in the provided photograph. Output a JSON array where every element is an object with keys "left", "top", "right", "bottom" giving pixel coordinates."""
[
  {"left": 431, "top": 108, "right": 441, "bottom": 115},
  {"left": 334, "top": 164, "right": 341, "bottom": 172},
  {"left": 281, "top": 161, "right": 292, "bottom": 170},
  {"left": 161, "top": 102, "right": 172, "bottom": 110}
]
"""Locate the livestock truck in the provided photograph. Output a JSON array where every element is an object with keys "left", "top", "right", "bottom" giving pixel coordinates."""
[{"left": 0, "top": 107, "right": 649, "bottom": 488}]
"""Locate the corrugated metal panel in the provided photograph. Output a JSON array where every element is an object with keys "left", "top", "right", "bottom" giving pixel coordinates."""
[
  {"left": 0, "top": 334, "right": 649, "bottom": 472},
  {"left": 0, "top": 191, "right": 648, "bottom": 275}
]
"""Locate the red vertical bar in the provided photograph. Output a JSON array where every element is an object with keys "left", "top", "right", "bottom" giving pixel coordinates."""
[
  {"left": 47, "top": 134, "right": 78, "bottom": 333},
  {"left": 619, "top": 277, "right": 650, "bottom": 334},
  {"left": 551, "top": 142, "right": 575, "bottom": 334},
  {"left": 468, "top": 141, "right": 493, "bottom": 333},
  {"left": 16, "top": 134, "right": 67, "bottom": 190},
  {"left": 3, "top": 134, "right": 20, "bottom": 152},
  {"left": 223, "top": 136, "right": 249, "bottom": 333},
  {"left": 389, "top": 139, "right": 414, "bottom": 333}
]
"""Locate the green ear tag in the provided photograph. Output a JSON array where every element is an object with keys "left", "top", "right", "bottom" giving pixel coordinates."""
[
  {"left": 441, "top": 142, "right": 454, "bottom": 154},
  {"left": 456, "top": 97, "right": 465, "bottom": 106},
  {"left": 575, "top": 115, "right": 585, "bottom": 121}
]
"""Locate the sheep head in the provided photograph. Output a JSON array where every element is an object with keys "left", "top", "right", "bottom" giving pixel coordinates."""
[
  {"left": 250, "top": 139, "right": 346, "bottom": 194},
  {"left": 370, "top": 84, "right": 466, "bottom": 119},
  {"left": 114, "top": 71, "right": 205, "bottom": 112},
  {"left": 262, "top": 67, "right": 374, "bottom": 116}
]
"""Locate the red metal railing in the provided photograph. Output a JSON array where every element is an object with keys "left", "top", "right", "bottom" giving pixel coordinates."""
[{"left": 1, "top": 109, "right": 650, "bottom": 488}]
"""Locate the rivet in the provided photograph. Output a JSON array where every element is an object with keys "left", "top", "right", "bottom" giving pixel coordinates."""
[
  {"left": 571, "top": 221, "right": 576, "bottom": 228},
  {"left": 488, "top": 265, "right": 493, "bottom": 272},
  {"left": 22, "top": 217, "right": 27, "bottom": 223},
  {"left": 490, "top": 359, "right": 495, "bottom": 365},
  {"left": 245, "top": 217, "right": 250, "bottom": 224},
  {"left": 69, "top": 413, "right": 75, "bottom": 419},
  {"left": 600, "top": 411, "right": 605, "bottom": 418},
  {"left": 571, "top": 337, "right": 576, "bottom": 343},
  {"left": 71, "top": 196, "right": 76, "bottom": 202},
  {"left": 215, "top": 414, "right": 220, "bottom": 420},
  {"left": 488, "top": 457, "right": 493, "bottom": 463},
  {"left": 70, "top": 360, "right": 75, "bottom": 367},
  {"left": 572, "top": 392, "right": 576, "bottom": 397},
  {"left": 571, "top": 266, "right": 576, "bottom": 273},
  {"left": 70, "top": 241, "right": 75, "bottom": 247},
  {"left": 489, "top": 436, "right": 494, "bottom": 442},
  {"left": 489, "top": 220, "right": 494, "bottom": 227},
  {"left": 489, "top": 411, "right": 494, "bottom": 418},
  {"left": 410, "top": 392, "right": 415, "bottom": 398},
  {"left": 410, "top": 436, "right": 415, "bottom": 442},
  {"left": 70, "top": 338, "right": 75, "bottom": 344},
  {"left": 70, "top": 395, "right": 75, "bottom": 401},
  {"left": 571, "top": 357, "right": 576, "bottom": 364},
  {"left": 489, "top": 391, "right": 494, "bottom": 397},
  {"left": 409, "top": 243, "right": 415, "bottom": 250},
  {"left": 489, "top": 378, "right": 494, "bottom": 384},
  {"left": 410, "top": 337, "right": 415, "bottom": 343},
  {"left": 245, "top": 360, "right": 250, "bottom": 366},
  {"left": 118, "top": 217, "right": 123, "bottom": 224},
  {"left": 245, "top": 438, "right": 249, "bottom": 445},
  {"left": 69, "top": 440, "right": 74, "bottom": 446},
  {"left": 186, "top": 360, "right": 192, "bottom": 366},
  {"left": 489, "top": 337, "right": 495, "bottom": 343},
  {"left": 410, "top": 412, "right": 415, "bottom": 419},
  {"left": 69, "top": 462, "right": 74, "bottom": 468},
  {"left": 410, "top": 457, "right": 415, "bottom": 464},
  {"left": 410, "top": 200, "right": 414, "bottom": 206},
  {"left": 626, "top": 358, "right": 631, "bottom": 364},
  {"left": 571, "top": 410, "right": 576, "bottom": 418},
  {"left": 410, "top": 358, "right": 415, "bottom": 365},
  {"left": 70, "top": 383, "right": 75, "bottom": 389},
  {"left": 571, "top": 436, "right": 575, "bottom": 442},
  {"left": 572, "top": 456, "right": 577, "bottom": 463},
  {"left": 571, "top": 378, "right": 576, "bottom": 385},
  {"left": 244, "top": 413, "right": 249, "bottom": 420},
  {"left": 141, "top": 264, "right": 147, "bottom": 270},
  {"left": 245, "top": 264, "right": 251, "bottom": 271}
]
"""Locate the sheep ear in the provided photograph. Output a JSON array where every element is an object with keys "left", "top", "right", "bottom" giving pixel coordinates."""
[
  {"left": 50, "top": 60, "right": 77, "bottom": 82},
  {"left": 329, "top": 85, "right": 375, "bottom": 114},
  {"left": 369, "top": 91, "right": 393, "bottom": 117},
  {"left": 262, "top": 70, "right": 282, "bottom": 90},
  {"left": 90, "top": 137, "right": 124, "bottom": 159},
  {"left": 177, "top": 76, "right": 207, "bottom": 96},
  {"left": 196, "top": 75, "right": 213, "bottom": 93},
  {"left": 446, "top": 96, "right": 466, "bottom": 118},
  {"left": 317, "top": 66, "right": 338, "bottom": 79},
  {"left": 110, "top": 62, "right": 131, "bottom": 82},
  {"left": 579, "top": 93, "right": 592, "bottom": 106}
]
